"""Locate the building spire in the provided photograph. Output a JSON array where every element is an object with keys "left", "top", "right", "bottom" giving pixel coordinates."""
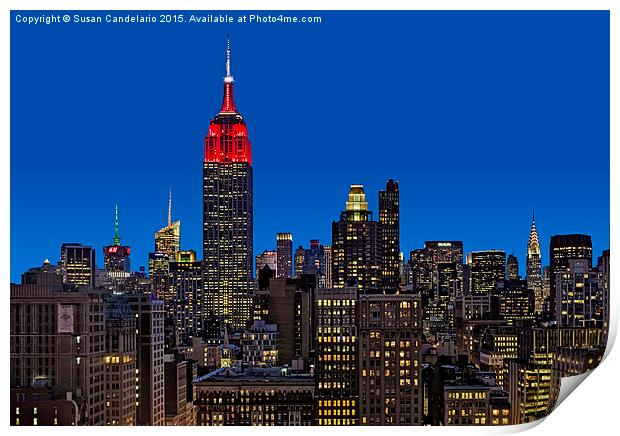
[
  {"left": 527, "top": 211, "right": 540, "bottom": 256},
  {"left": 113, "top": 204, "right": 121, "bottom": 246},
  {"left": 168, "top": 188, "right": 172, "bottom": 227},
  {"left": 225, "top": 33, "right": 232, "bottom": 81},
  {"left": 220, "top": 34, "right": 237, "bottom": 113}
]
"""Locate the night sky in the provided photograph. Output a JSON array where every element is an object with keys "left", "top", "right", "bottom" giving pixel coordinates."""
[{"left": 10, "top": 11, "right": 609, "bottom": 282}]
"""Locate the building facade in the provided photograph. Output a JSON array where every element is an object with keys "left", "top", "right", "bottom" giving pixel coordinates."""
[
  {"left": 315, "top": 287, "right": 359, "bottom": 425},
  {"left": 170, "top": 250, "right": 203, "bottom": 344},
  {"left": 154, "top": 190, "right": 181, "bottom": 257},
  {"left": 467, "top": 251, "right": 506, "bottom": 296},
  {"left": 276, "top": 233, "right": 293, "bottom": 278},
  {"left": 549, "top": 234, "right": 592, "bottom": 319},
  {"left": 194, "top": 367, "right": 315, "bottom": 425},
  {"left": 526, "top": 215, "right": 543, "bottom": 313},
  {"left": 127, "top": 294, "right": 165, "bottom": 426},
  {"left": 332, "top": 185, "right": 382, "bottom": 292},
  {"left": 379, "top": 179, "right": 400, "bottom": 291},
  {"left": 358, "top": 292, "right": 423, "bottom": 425},
  {"left": 10, "top": 265, "right": 106, "bottom": 425},
  {"left": 202, "top": 38, "right": 253, "bottom": 330},
  {"left": 104, "top": 295, "right": 137, "bottom": 426},
  {"left": 60, "top": 243, "right": 95, "bottom": 287}
]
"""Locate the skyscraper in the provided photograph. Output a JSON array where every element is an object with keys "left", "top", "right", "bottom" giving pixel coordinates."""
[
  {"left": 526, "top": 214, "right": 543, "bottom": 313},
  {"left": 424, "top": 241, "right": 464, "bottom": 295},
  {"left": 379, "top": 179, "right": 400, "bottom": 291},
  {"left": 170, "top": 250, "right": 203, "bottom": 344},
  {"left": 332, "top": 185, "right": 382, "bottom": 291},
  {"left": 549, "top": 234, "right": 592, "bottom": 319},
  {"left": 467, "top": 250, "right": 506, "bottom": 296},
  {"left": 597, "top": 249, "right": 610, "bottom": 344},
  {"left": 323, "top": 245, "right": 333, "bottom": 288},
  {"left": 104, "top": 205, "right": 131, "bottom": 275},
  {"left": 315, "top": 286, "right": 359, "bottom": 425},
  {"left": 507, "top": 254, "right": 519, "bottom": 280},
  {"left": 127, "top": 293, "right": 165, "bottom": 426},
  {"left": 255, "top": 249, "right": 277, "bottom": 275},
  {"left": 555, "top": 259, "right": 600, "bottom": 327},
  {"left": 148, "top": 252, "right": 170, "bottom": 302},
  {"left": 358, "top": 291, "right": 423, "bottom": 425},
  {"left": 276, "top": 232, "right": 293, "bottom": 278},
  {"left": 104, "top": 294, "right": 137, "bottom": 426},
  {"left": 154, "top": 189, "right": 181, "bottom": 257},
  {"left": 409, "top": 248, "right": 433, "bottom": 292},
  {"left": 425, "top": 241, "right": 464, "bottom": 266},
  {"left": 60, "top": 243, "right": 95, "bottom": 287},
  {"left": 294, "top": 245, "right": 305, "bottom": 278},
  {"left": 202, "top": 37, "right": 253, "bottom": 330},
  {"left": 299, "top": 239, "right": 327, "bottom": 288}
]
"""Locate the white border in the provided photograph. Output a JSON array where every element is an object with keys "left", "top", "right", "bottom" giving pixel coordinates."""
[{"left": 2, "top": 2, "right": 615, "bottom": 435}]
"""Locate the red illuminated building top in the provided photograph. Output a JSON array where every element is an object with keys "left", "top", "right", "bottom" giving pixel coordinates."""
[{"left": 204, "top": 36, "right": 252, "bottom": 165}]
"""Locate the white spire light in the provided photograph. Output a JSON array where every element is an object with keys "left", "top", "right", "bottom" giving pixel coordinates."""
[{"left": 224, "top": 33, "right": 233, "bottom": 83}]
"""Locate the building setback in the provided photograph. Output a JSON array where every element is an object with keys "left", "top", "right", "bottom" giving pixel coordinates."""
[
  {"left": 526, "top": 215, "right": 543, "bottom": 313},
  {"left": 202, "top": 37, "right": 253, "bottom": 330},
  {"left": 332, "top": 185, "right": 382, "bottom": 292},
  {"left": 154, "top": 189, "right": 181, "bottom": 257}
]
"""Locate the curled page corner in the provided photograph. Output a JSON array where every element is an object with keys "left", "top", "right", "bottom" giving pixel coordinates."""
[
  {"left": 502, "top": 419, "right": 548, "bottom": 434},
  {"left": 551, "top": 370, "right": 593, "bottom": 412}
]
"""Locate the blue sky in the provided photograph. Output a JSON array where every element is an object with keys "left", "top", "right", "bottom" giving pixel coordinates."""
[{"left": 10, "top": 11, "right": 609, "bottom": 282}]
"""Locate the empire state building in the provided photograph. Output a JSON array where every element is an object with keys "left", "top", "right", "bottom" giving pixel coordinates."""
[{"left": 203, "top": 37, "right": 253, "bottom": 330}]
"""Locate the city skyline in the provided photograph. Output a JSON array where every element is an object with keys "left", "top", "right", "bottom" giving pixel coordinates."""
[
  {"left": 10, "top": 11, "right": 609, "bottom": 283},
  {"left": 9, "top": 10, "right": 610, "bottom": 427}
]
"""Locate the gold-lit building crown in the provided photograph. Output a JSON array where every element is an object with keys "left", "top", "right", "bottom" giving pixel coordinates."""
[
  {"left": 527, "top": 220, "right": 540, "bottom": 256},
  {"left": 346, "top": 185, "right": 368, "bottom": 212}
]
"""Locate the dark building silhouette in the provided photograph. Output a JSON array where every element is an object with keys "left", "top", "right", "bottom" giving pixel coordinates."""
[
  {"left": 379, "top": 179, "right": 400, "bottom": 291},
  {"left": 507, "top": 254, "right": 519, "bottom": 280}
]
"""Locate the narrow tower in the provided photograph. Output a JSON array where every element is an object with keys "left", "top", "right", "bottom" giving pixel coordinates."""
[
  {"left": 526, "top": 212, "right": 543, "bottom": 313},
  {"left": 154, "top": 189, "right": 181, "bottom": 257},
  {"left": 202, "top": 36, "right": 253, "bottom": 330},
  {"left": 379, "top": 179, "right": 400, "bottom": 291},
  {"left": 104, "top": 205, "right": 131, "bottom": 275}
]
